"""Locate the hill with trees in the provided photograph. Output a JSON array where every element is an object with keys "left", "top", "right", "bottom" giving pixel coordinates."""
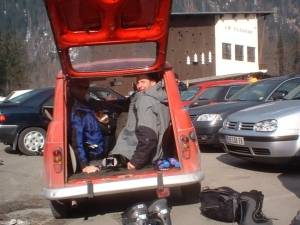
[{"left": 0, "top": 0, "right": 299, "bottom": 94}]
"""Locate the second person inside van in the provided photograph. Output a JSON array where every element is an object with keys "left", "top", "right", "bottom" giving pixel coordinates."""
[{"left": 70, "top": 79, "right": 105, "bottom": 174}]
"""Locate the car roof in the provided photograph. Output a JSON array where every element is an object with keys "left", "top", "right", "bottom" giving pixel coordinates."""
[
  {"left": 191, "top": 79, "right": 248, "bottom": 88},
  {"left": 262, "top": 74, "right": 300, "bottom": 81},
  {"left": 205, "top": 81, "right": 248, "bottom": 88}
]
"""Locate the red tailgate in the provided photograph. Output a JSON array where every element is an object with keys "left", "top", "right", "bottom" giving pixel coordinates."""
[{"left": 44, "top": 0, "right": 172, "bottom": 77}]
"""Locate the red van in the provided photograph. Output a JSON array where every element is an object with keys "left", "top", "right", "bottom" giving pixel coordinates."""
[{"left": 43, "top": 0, "right": 203, "bottom": 218}]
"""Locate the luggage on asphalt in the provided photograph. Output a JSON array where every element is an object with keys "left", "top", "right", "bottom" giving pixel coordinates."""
[
  {"left": 199, "top": 187, "right": 273, "bottom": 225},
  {"left": 200, "top": 186, "right": 240, "bottom": 222}
]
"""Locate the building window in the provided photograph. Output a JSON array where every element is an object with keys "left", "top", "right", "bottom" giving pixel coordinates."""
[
  {"left": 222, "top": 43, "right": 231, "bottom": 60},
  {"left": 235, "top": 45, "right": 244, "bottom": 61},
  {"left": 247, "top": 47, "right": 255, "bottom": 62}
]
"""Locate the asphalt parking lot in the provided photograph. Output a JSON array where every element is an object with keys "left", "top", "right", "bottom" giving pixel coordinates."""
[{"left": 0, "top": 143, "right": 299, "bottom": 225}]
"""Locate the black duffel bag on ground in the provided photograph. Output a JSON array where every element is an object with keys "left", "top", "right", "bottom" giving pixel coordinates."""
[{"left": 199, "top": 186, "right": 240, "bottom": 222}]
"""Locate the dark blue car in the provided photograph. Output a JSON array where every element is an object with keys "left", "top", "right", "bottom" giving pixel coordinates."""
[
  {"left": 0, "top": 86, "right": 128, "bottom": 156},
  {"left": 0, "top": 88, "right": 54, "bottom": 155}
]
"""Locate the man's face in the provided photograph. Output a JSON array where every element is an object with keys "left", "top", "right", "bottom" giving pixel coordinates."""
[{"left": 136, "top": 75, "right": 156, "bottom": 92}]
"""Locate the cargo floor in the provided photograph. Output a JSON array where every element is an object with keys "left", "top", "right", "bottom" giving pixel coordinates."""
[{"left": 68, "top": 166, "right": 153, "bottom": 180}]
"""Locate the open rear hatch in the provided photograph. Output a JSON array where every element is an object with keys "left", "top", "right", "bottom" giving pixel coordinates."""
[{"left": 44, "top": 0, "right": 172, "bottom": 77}]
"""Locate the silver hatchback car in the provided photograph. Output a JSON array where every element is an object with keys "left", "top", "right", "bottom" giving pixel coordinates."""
[{"left": 219, "top": 85, "right": 300, "bottom": 163}]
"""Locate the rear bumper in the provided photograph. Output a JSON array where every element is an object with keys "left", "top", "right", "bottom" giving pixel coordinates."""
[{"left": 43, "top": 170, "right": 204, "bottom": 200}]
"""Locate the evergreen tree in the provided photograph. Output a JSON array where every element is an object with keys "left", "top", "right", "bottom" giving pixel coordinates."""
[
  {"left": 0, "top": 33, "right": 27, "bottom": 94},
  {"left": 277, "top": 32, "right": 284, "bottom": 74}
]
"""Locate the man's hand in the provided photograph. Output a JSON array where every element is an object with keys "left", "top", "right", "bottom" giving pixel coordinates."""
[
  {"left": 127, "top": 162, "right": 136, "bottom": 170},
  {"left": 82, "top": 165, "right": 100, "bottom": 174}
]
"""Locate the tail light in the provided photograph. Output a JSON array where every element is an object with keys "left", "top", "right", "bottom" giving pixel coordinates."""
[
  {"left": 0, "top": 114, "right": 6, "bottom": 123},
  {"left": 180, "top": 135, "right": 191, "bottom": 159},
  {"left": 53, "top": 148, "right": 63, "bottom": 173}
]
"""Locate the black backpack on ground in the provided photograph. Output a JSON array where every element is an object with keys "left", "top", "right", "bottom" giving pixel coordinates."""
[
  {"left": 200, "top": 187, "right": 273, "bottom": 225},
  {"left": 200, "top": 186, "right": 240, "bottom": 222}
]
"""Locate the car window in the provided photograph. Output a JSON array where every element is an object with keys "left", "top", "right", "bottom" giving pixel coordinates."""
[
  {"left": 225, "top": 85, "right": 245, "bottom": 100},
  {"left": 181, "top": 87, "right": 199, "bottom": 101},
  {"left": 89, "top": 87, "right": 125, "bottom": 101},
  {"left": 4, "top": 90, "right": 32, "bottom": 101},
  {"left": 3, "top": 90, "right": 35, "bottom": 103},
  {"left": 197, "top": 86, "right": 223, "bottom": 100},
  {"left": 43, "top": 97, "right": 54, "bottom": 107},
  {"left": 269, "top": 78, "right": 300, "bottom": 100},
  {"left": 284, "top": 84, "right": 300, "bottom": 100},
  {"left": 97, "top": 90, "right": 118, "bottom": 100},
  {"left": 229, "top": 79, "right": 279, "bottom": 101},
  {"left": 4, "top": 91, "right": 17, "bottom": 100}
]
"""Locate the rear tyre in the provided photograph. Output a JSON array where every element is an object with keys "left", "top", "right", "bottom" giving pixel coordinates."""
[
  {"left": 181, "top": 183, "right": 201, "bottom": 204},
  {"left": 18, "top": 127, "right": 46, "bottom": 156},
  {"left": 49, "top": 200, "right": 71, "bottom": 219}
]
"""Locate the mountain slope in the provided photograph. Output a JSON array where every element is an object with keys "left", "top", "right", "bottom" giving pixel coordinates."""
[{"left": 0, "top": 0, "right": 299, "bottom": 93}]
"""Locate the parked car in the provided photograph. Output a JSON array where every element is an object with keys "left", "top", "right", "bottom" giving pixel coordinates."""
[
  {"left": 188, "top": 81, "right": 248, "bottom": 108},
  {"left": 219, "top": 84, "right": 300, "bottom": 163},
  {"left": 189, "top": 75, "right": 300, "bottom": 145},
  {"left": 181, "top": 79, "right": 247, "bottom": 106},
  {"left": 0, "top": 96, "right": 5, "bottom": 102},
  {"left": 0, "top": 88, "right": 54, "bottom": 155},
  {"left": 0, "top": 87, "right": 128, "bottom": 156},
  {"left": 43, "top": 0, "right": 202, "bottom": 219}
]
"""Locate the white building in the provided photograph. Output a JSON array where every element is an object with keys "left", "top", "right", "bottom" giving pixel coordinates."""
[
  {"left": 167, "top": 11, "right": 272, "bottom": 81},
  {"left": 215, "top": 13, "right": 259, "bottom": 76}
]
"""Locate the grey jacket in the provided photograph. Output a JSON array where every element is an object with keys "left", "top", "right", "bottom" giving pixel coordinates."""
[{"left": 111, "top": 81, "right": 170, "bottom": 168}]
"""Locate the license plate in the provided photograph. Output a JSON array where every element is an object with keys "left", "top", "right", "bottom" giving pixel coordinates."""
[{"left": 225, "top": 135, "right": 245, "bottom": 145}]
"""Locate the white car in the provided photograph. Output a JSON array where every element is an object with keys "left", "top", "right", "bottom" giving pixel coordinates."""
[{"left": 219, "top": 85, "right": 300, "bottom": 164}]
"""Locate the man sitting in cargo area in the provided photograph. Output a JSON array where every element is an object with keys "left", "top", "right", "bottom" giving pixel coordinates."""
[
  {"left": 111, "top": 73, "right": 170, "bottom": 170},
  {"left": 70, "top": 79, "right": 105, "bottom": 174}
]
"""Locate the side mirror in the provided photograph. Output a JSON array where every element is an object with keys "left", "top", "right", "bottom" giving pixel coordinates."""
[{"left": 272, "top": 90, "right": 288, "bottom": 100}]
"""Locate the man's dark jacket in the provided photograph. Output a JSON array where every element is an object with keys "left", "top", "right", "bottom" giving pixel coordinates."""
[{"left": 71, "top": 101, "right": 104, "bottom": 169}]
